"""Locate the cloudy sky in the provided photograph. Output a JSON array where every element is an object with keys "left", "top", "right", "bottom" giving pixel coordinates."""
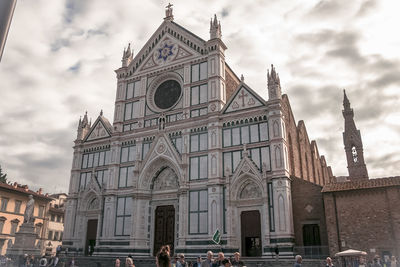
[{"left": 0, "top": 0, "right": 399, "bottom": 193}]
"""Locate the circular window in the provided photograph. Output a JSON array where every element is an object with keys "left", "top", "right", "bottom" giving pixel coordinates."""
[{"left": 154, "top": 80, "right": 181, "bottom": 110}]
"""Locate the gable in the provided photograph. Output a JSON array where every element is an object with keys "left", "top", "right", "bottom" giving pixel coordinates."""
[
  {"left": 129, "top": 21, "right": 207, "bottom": 75},
  {"left": 142, "top": 134, "right": 181, "bottom": 168},
  {"left": 85, "top": 119, "right": 111, "bottom": 141},
  {"left": 138, "top": 35, "right": 201, "bottom": 73},
  {"left": 223, "top": 85, "right": 265, "bottom": 114}
]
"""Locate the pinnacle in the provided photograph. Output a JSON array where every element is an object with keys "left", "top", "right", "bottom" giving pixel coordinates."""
[{"left": 343, "top": 89, "right": 351, "bottom": 111}]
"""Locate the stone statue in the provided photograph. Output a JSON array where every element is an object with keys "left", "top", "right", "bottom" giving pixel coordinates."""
[
  {"left": 7, "top": 238, "right": 13, "bottom": 248},
  {"left": 24, "top": 195, "right": 35, "bottom": 224}
]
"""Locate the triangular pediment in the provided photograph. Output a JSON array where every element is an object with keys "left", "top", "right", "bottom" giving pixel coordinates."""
[
  {"left": 229, "top": 151, "right": 264, "bottom": 200},
  {"left": 127, "top": 21, "right": 207, "bottom": 74},
  {"left": 222, "top": 83, "right": 266, "bottom": 114},
  {"left": 86, "top": 173, "right": 101, "bottom": 193},
  {"left": 141, "top": 133, "right": 182, "bottom": 168},
  {"left": 232, "top": 152, "right": 262, "bottom": 180},
  {"left": 85, "top": 116, "right": 112, "bottom": 142}
]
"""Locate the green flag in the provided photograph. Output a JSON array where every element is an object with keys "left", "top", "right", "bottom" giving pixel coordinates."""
[{"left": 212, "top": 229, "right": 221, "bottom": 244}]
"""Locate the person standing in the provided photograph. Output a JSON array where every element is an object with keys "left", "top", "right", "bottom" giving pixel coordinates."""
[
  {"left": 177, "top": 254, "right": 187, "bottom": 267},
  {"left": 213, "top": 252, "right": 225, "bottom": 267},
  {"left": 231, "top": 252, "right": 244, "bottom": 267},
  {"left": 115, "top": 257, "right": 121, "bottom": 267},
  {"left": 125, "top": 257, "right": 134, "bottom": 267},
  {"left": 275, "top": 246, "right": 279, "bottom": 262},
  {"left": 68, "top": 257, "right": 76, "bottom": 267},
  {"left": 390, "top": 256, "right": 397, "bottom": 267},
  {"left": 221, "top": 259, "right": 231, "bottom": 267},
  {"left": 193, "top": 256, "right": 202, "bottom": 267},
  {"left": 373, "top": 256, "right": 383, "bottom": 267},
  {"left": 156, "top": 245, "right": 171, "bottom": 267},
  {"left": 201, "top": 251, "right": 214, "bottom": 267},
  {"left": 294, "top": 255, "right": 302, "bottom": 267},
  {"left": 326, "top": 257, "right": 334, "bottom": 267}
]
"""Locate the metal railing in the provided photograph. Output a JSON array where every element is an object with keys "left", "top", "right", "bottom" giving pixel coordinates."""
[{"left": 294, "top": 246, "right": 329, "bottom": 259}]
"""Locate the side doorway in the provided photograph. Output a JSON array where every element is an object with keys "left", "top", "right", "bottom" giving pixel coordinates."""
[
  {"left": 85, "top": 219, "right": 98, "bottom": 255},
  {"left": 153, "top": 205, "right": 175, "bottom": 256},
  {"left": 241, "top": 210, "right": 262, "bottom": 257}
]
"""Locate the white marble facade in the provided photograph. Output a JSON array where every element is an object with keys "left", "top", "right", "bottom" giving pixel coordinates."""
[{"left": 63, "top": 8, "right": 294, "bottom": 258}]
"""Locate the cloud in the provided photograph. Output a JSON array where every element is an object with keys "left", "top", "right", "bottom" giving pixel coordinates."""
[
  {"left": 356, "top": 0, "right": 377, "bottom": 17},
  {"left": 0, "top": 0, "right": 399, "bottom": 194},
  {"left": 221, "top": 7, "right": 230, "bottom": 18},
  {"left": 308, "top": 0, "right": 344, "bottom": 18}
]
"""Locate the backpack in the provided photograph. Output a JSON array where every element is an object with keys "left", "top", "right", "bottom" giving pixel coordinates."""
[{"left": 39, "top": 258, "right": 48, "bottom": 266}]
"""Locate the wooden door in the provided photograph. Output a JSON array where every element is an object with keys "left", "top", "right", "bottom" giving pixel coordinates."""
[
  {"left": 241, "top": 210, "right": 262, "bottom": 257},
  {"left": 154, "top": 205, "right": 175, "bottom": 256}
]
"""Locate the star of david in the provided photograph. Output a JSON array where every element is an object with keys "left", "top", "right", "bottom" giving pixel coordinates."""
[{"left": 158, "top": 43, "right": 174, "bottom": 61}]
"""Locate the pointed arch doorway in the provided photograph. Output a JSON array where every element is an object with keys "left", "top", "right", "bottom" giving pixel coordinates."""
[{"left": 150, "top": 166, "right": 179, "bottom": 256}]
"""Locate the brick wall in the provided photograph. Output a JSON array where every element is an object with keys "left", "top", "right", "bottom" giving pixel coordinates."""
[
  {"left": 281, "top": 95, "right": 333, "bottom": 186},
  {"left": 291, "top": 177, "right": 328, "bottom": 248},
  {"left": 323, "top": 186, "right": 400, "bottom": 260}
]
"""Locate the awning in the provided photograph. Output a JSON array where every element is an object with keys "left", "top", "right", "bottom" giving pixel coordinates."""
[{"left": 335, "top": 249, "right": 367, "bottom": 257}]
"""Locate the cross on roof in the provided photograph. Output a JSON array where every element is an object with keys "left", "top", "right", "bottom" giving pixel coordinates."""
[
  {"left": 166, "top": 3, "right": 173, "bottom": 9},
  {"left": 238, "top": 90, "right": 249, "bottom": 107}
]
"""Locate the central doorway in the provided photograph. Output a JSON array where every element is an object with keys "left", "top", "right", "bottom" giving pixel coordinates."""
[
  {"left": 241, "top": 210, "right": 262, "bottom": 257},
  {"left": 153, "top": 205, "right": 175, "bottom": 256},
  {"left": 85, "top": 219, "right": 98, "bottom": 255}
]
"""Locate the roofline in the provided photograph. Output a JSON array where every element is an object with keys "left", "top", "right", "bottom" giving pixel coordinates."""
[{"left": 0, "top": 183, "right": 53, "bottom": 201}]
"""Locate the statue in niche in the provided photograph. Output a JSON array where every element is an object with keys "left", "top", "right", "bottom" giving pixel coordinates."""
[
  {"left": 24, "top": 195, "right": 35, "bottom": 224},
  {"left": 153, "top": 167, "right": 178, "bottom": 190},
  {"left": 240, "top": 182, "right": 261, "bottom": 199}
]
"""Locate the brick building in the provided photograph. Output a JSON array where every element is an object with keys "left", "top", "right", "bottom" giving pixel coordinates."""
[{"left": 322, "top": 91, "right": 400, "bottom": 261}]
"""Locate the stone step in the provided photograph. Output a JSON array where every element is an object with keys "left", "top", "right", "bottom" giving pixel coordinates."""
[{"left": 56, "top": 255, "right": 325, "bottom": 267}]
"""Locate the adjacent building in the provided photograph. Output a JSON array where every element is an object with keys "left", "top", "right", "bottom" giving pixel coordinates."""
[
  {"left": 63, "top": 6, "right": 334, "bottom": 258},
  {"left": 322, "top": 92, "right": 400, "bottom": 261},
  {"left": 44, "top": 193, "right": 67, "bottom": 256},
  {"left": 0, "top": 182, "right": 52, "bottom": 255}
]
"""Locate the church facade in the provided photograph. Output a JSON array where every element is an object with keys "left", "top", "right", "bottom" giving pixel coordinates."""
[{"left": 63, "top": 6, "right": 333, "bottom": 258}]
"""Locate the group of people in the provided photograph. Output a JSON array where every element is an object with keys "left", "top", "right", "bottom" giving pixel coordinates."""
[
  {"left": 369, "top": 255, "right": 398, "bottom": 267},
  {"left": 114, "top": 254, "right": 134, "bottom": 267},
  {"left": 22, "top": 254, "right": 63, "bottom": 267},
  {"left": 151, "top": 247, "right": 244, "bottom": 267},
  {"left": 292, "top": 254, "right": 399, "bottom": 267}
]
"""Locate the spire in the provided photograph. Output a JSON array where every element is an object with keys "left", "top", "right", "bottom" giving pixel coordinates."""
[
  {"left": 121, "top": 43, "right": 133, "bottom": 67},
  {"left": 267, "top": 64, "right": 282, "bottom": 100},
  {"left": 343, "top": 89, "right": 351, "bottom": 111},
  {"left": 164, "top": 3, "right": 174, "bottom": 21},
  {"left": 82, "top": 111, "right": 89, "bottom": 126},
  {"left": 77, "top": 111, "right": 91, "bottom": 141},
  {"left": 342, "top": 90, "right": 369, "bottom": 180},
  {"left": 209, "top": 14, "right": 222, "bottom": 39}
]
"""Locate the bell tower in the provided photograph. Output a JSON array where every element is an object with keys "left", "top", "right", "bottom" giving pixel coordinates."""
[{"left": 342, "top": 90, "right": 368, "bottom": 180}]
